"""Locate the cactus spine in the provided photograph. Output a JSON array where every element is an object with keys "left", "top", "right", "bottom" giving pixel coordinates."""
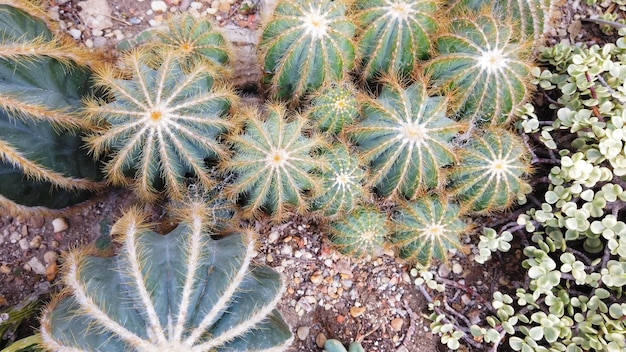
[{"left": 330, "top": 206, "right": 389, "bottom": 258}]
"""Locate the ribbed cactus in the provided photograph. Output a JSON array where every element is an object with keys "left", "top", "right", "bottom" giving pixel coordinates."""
[
  {"left": 447, "top": 128, "right": 532, "bottom": 213},
  {"left": 348, "top": 77, "right": 462, "bottom": 199},
  {"left": 330, "top": 206, "right": 389, "bottom": 258},
  {"left": 222, "top": 104, "right": 325, "bottom": 222},
  {"left": 353, "top": 0, "right": 438, "bottom": 80},
  {"left": 307, "top": 82, "right": 359, "bottom": 135},
  {"left": 0, "top": 2, "right": 104, "bottom": 213},
  {"left": 40, "top": 202, "right": 293, "bottom": 351},
  {"left": 424, "top": 13, "right": 533, "bottom": 125},
  {"left": 85, "top": 49, "right": 237, "bottom": 202},
  {"left": 260, "top": 0, "right": 356, "bottom": 104},
  {"left": 311, "top": 143, "right": 366, "bottom": 217},
  {"left": 391, "top": 195, "right": 469, "bottom": 266}
]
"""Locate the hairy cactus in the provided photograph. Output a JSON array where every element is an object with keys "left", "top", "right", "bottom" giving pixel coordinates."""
[
  {"left": 311, "top": 143, "right": 366, "bottom": 217},
  {"left": 0, "top": 2, "right": 104, "bottom": 213},
  {"left": 348, "top": 77, "right": 462, "bottom": 199},
  {"left": 260, "top": 0, "right": 356, "bottom": 104},
  {"left": 425, "top": 13, "right": 533, "bottom": 125},
  {"left": 222, "top": 104, "right": 325, "bottom": 222},
  {"left": 85, "top": 49, "right": 237, "bottom": 202},
  {"left": 330, "top": 206, "right": 389, "bottom": 258},
  {"left": 40, "top": 202, "right": 293, "bottom": 351},
  {"left": 447, "top": 128, "right": 532, "bottom": 213},
  {"left": 307, "top": 82, "right": 359, "bottom": 135},
  {"left": 391, "top": 195, "right": 469, "bottom": 266},
  {"left": 353, "top": 0, "right": 438, "bottom": 80}
]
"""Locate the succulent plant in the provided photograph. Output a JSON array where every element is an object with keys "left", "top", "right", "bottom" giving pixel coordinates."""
[
  {"left": 447, "top": 128, "right": 532, "bottom": 213},
  {"left": 307, "top": 82, "right": 359, "bottom": 135},
  {"left": 324, "top": 339, "right": 365, "bottom": 352},
  {"left": 260, "top": 0, "right": 356, "bottom": 104},
  {"left": 353, "top": 0, "right": 438, "bottom": 80},
  {"left": 391, "top": 195, "right": 469, "bottom": 266},
  {"left": 329, "top": 205, "right": 388, "bottom": 258},
  {"left": 348, "top": 77, "right": 462, "bottom": 199},
  {"left": 0, "top": 2, "right": 104, "bottom": 213},
  {"left": 85, "top": 49, "right": 237, "bottom": 202},
  {"left": 311, "top": 143, "right": 366, "bottom": 217},
  {"left": 40, "top": 202, "right": 293, "bottom": 351},
  {"left": 425, "top": 13, "right": 533, "bottom": 125},
  {"left": 222, "top": 103, "right": 325, "bottom": 222}
]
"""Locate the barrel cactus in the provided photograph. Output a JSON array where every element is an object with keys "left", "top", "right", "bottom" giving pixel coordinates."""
[
  {"left": 222, "top": 104, "right": 325, "bottom": 222},
  {"left": 425, "top": 13, "right": 533, "bottom": 125},
  {"left": 307, "top": 82, "right": 360, "bottom": 135},
  {"left": 260, "top": 0, "right": 356, "bottom": 104},
  {"left": 447, "top": 128, "right": 532, "bottom": 213},
  {"left": 40, "top": 202, "right": 293, "bottom": 351},
  {"left": 353, "top": 0, "right": 438, "bottom": 80},
  {"left": 330, "top": 206, "right": 389, "bottom": 258},
  {"left": 348, "top": 77, "right": 462, "bottom": 199},
  {"left": 0, "top": 2, "right": 104, "bottom": 213},
  {"left": 85, "top": 49, "right": 237, "bottom": 202}
]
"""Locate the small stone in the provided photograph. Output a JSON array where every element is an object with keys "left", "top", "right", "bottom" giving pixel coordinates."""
[
  {"left": 113, "top": 29, "right": 125, "bottom": 41},
  {"left": 296, "top": 326, "right": 310, "bottom": 340},
  {"left": 452, "top": 263, "right": 463, "bottom": 275},
  {"left": 266, "top": 254, "right": 273, "bottom": 263},
  {"left": 129, "top": 17, "right": 142, "bottom": 25},
  {"left": 52, "top": 218, "right": 68, "bottom": 233},
  {"left": 28, "top": 257, "right": 47, "bottom": 276},
  {"left": 85, "top": 38, "right": 94, "bottom": 48},
  {"left": 46, "top": 262, "right": 58, "bottom": 281},
  {"left": 30, "top": 215, "right": 45, "bottom": 228},
  {"left": 43, "top": 251, "right": 58, "bottom": 264},
  {"left": 206, "top": 7, "right": 218, "bottom": 15},
  {"left": 189, "top": 1, "right": 202, "bottom": 9},
  {"left": 349, "top": 306, "right": 366, "bottom": 318},
  {"left": 218, "top": 1, "right": 230, "bottom": 12},
  {"left": 29, "top": 235, "right": 42, "bottom": 249},
  {"left": 396, "top": 346, "right": 409, "bottom": 352},
  {"left": 390, "top": 317, "right": 404, "bottom": 331},
  {"left": 18, "top": 238, "right": 29, "bottom": 250},
  {"left": 151, "top": 0, "right": 168, "bottom": 13},
  {"left": 93, "top": 37, "right": 107, "bottom": 47},
  {"left": 92, "top": 29, "right": 104, "bottom": 36},
  {"left": 9, "top": 232, "right": 20, "bottom": 243},
  {"left": 315, "top": 333, "right": 327, "bottom": 348},
  {"left": 437, "top": 263, "right": 451, "bottom": 278},
  {"left": 336, "top": 315, "right": 345, "bottom": 324},
  {"left": 79, "top": 0, "right": 113, "bottom": 31},
  {"left": 0, "top": 265, "right": 10, "bottom": 275},
  {"left": 69, "top": 28, "right": 82, "bottom": 40}
]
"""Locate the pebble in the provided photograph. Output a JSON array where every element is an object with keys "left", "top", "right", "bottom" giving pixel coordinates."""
[
  {"left": 310, "top": 273, "right": 323, "bottom": 285},
  {"left": 349, "top": 306, "right": 366, "bottom": 318},
  {"left": 46, "top": 262, "right": 58, "bottom": 281},
  {"left": 85, "top": 38, "right": 94, "bottom": 48},
  {"left": 43, "top": 251, "right": 58, "bottom": 264},
  {"left": 79, "top": 0, "right": 114, "bottom": 31},
  {"left": 129, "top": 17, "right": 142, "bottom": 25},
  {"left": 315, "top": 333, "right": 327, "bottom": 348},
  {"left": 27, "top": 257, "right": 47, "bottom": 276},
  {"left": 151, "top": 0, "right": 168, "bottom": 13},
  {"left": 68, "top": 28, "right": 82, "bottom": 40},
  {"left": 206, "top": 7, "right": 218, "bottom": 15},
  {"left": 52, "top": 218, "right": 68, "bottom": 233},
  {"left": 29, "top": 235, "right": 42, "bottom": 249},
  {"left": 92, "top": 29, "right": 104, "bottom": 36},
  {"left": 113, "top": 29, "right": 125, "bottom": 41},
  {"left": 30, "top": 215, "right": 45, "bottom": 228},
  {"left": 18, "top": 238, "right": 29, "bottom": 250},
  {"left": 0, "top": 265, "right": 10, "bottom": 275},
  {"left": 452, "top": 263, "right": 463, "bottom": 275},
  {"left": 9, "top": 231, "right": 20, "bottom": 243},
  {"left": 93, "top": 37, "right": 108, "bottom": 47},
  {"left": 296, "top": 326, "right": 310, "bottom": 340},
  {"left": 391, "top": 317, "right": 404, "bottom": 331}
]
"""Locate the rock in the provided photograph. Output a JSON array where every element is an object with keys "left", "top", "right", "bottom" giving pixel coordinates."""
[
  {"left": 68, "top": 28, "right": 82, "bottom": 40},
  {"left": 315, "top": 333, "right": 327, "bottom": 348},
  {"left": 151, "top": 0, "right": 168, "bottom": 13},
  {"left": 310, "top": 272, "right": 323, "bottom": 285},
  {"left": 296, "top": 326, "right": 310, "bottom": 341},
  {"left": 18, "top": 238, "right": 29, "bottom": 250},
  {"left": 391, "top": 317, "right": 404, "bottom": 331},
  {"left": 79, "top": 0, "right": 114, "bottom": 32},
  {"left": 43, "top": 251, "right": 58, "bottom": 264},
  {"left": 46, "top": 262, "right": 58, "bottom": 281},
  {"left": 28, "top": 257, "right": 47, "bottom": 276},
  {"left": 93, "top": 37, "right": 107, "bottom": 48},
  {"left": 0, "top": 265, "right": 10, "bottom": 275},
  {"left": 452, "top": 262, "right": 463, "bottom": 275},
  {"left": 29, "top": 235, "right": 42, "bottom": 249},
  {"left": 349, "top": 306, "right": 366, "bottom": 318},
  {"left": 30, "top": 215, "right": 45, "bottom": 228},
  {"left": 52, "top": 218, "right": 69, "bottom": 233}
]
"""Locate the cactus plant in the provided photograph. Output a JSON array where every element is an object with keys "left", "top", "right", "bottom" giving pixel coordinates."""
[
  {"left": 391, "top": 195, "right": 469, "bottom": 266},
  {"left": 40, "top": 202, "right": 293, "bottom": 351},
  {"left": 0, "top": 2, "right": 104, "bottom": 213},
  {"left": 307, "top": 82, "right": 360, "bottom": 135},
  {"left": 353, "top": 0, "right": 438, "bottom": 80},
  {"left": 447, "top": 128, "right": 532, "bottom": 213},
  {"left": 222, "top": 103, "right": 325, "bottom": 222},
  {"left": 324, "top": 339, "right": 365, "bottom": 352},
  {"left": 259, "top": 0, "right": 356, "bottom": 104},
  {"left": 348, "top": 77, "right": 462, "bottom": 199},
  {"left": 425, "top": 13, "right": 533, "bottom": 125},
  {"left": 329, "top": 206, "right": 388, "bottom": 258},
  {"left": 85, "top": 49, "right": 237, "bottom": 202}
]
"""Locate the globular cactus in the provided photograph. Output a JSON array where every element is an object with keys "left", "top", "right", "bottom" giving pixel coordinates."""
[
  {"left": 353, "top": 0, "right": 438, "bottom": 80},
  {"left": 40, "top": 202, "right": 293, "bottom": 351},
  {"left": 0, "top": 2, "right": 104, "bottom": 213},
  {"left": 222, "top": 104, "right": 325, "bottom": 222},
  {"left": 391, "top": 195, "right": 470, "bottom": 266},
  {"left": 311, "top": 143, "right": 367, "bottom": 217},
  {"left": 85, "top": 49, "right": 237, "bottom": 202},
  {"left": 348, "top": 77, "right": 462, "bottom": 199},
  {"left": 324, "top": 339, "right": 365, "bottom": 352},
  {"left": 447, "top": 128, "right": 532, "bottom": 213},
  {"left": 424, "top": 13, "right": 533, "bottom": 126},
  {"left": 260, "top": 0, "right": 356, "bottom": 104},
  {"left": 329, "top": 206, "right": 388, "bottom": 258},
  {"left": 307, "top": 82, "right": 360, "bottom": 135}
]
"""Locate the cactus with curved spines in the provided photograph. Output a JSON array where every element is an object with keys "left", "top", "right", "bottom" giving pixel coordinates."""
[
  {"left": 40, "top": 202, "right": 293, "bottom": 351},
  {"left": 307, "top": 82, "right": 360, "bottom": 135},
  {"left": 447, "top": 128, "right": 532, "bottom": 213},
  {"left": 348, "top": 77, "right": 463, "bottom": 200},
  {"left": 424, "top": 13, "right": 533, "bottom": 126},
  {"left": 391, "top": 195, "right": 470, "bottom": 266},
  {"left": 352, "top": 0, "right": 438, "bottom": 80},
  {"left": 260, "top": 0, "right": 356, "bottom": 105},
  {"left": 311, "top": 143, "right": 367, "bottom": 217},
  {"left": 85, "top": 49, "right": 237, "bottom": 202},
  {"left": 222, "top": 104, "right": 326, "bottom": 222},
  {"left": 330, "top": 205, "right": 389, "bottom": 258},
  {"left": 0, "top": 2, "right": 105, "bottom": 213}
]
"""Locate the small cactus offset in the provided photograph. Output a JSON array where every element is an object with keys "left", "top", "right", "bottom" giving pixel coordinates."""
[
  {"left": 260, "top": 0, "right": 356, "bottom": 104},
  {"left": 222, "top": 104, "right": 326, "bottom": 222},
  {"left": 425, "top": 13, "right": 533, "bottom": 125},
  {"left": 0, "top": 2, "right": 104, "bottom": 212},
  {"left": 40, "top": 202, "right": 293, "bottom": 351},
  {"left": 311, "top": 143, "right": 367, "bottom": 217},
  {"left": 307, "top": 82, "right": 360, "bottom": 135},
  {"left": 353, "top": 0, "right": 438, "bottom": 80},
  {"left": 329, "top": 206, "right": 388, "bottom": 258},
  {"left": 391, "top": 195, "right": 469, "bottom": 266},
  {"left": 324, "top": 339, "right": 365, "bottom": 352},
  {"left": 85, "top": 49, "right": 237, "bottom": 202},
  {"left": 348, "top": 77, "right": 462, "bottom": 199},
  {"left": 447, "top": 128, "right": 532, "bottom": 213}
]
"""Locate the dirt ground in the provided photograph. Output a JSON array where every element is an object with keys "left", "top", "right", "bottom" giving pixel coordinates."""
[{"left": 0, "top": 0, "right": 619, "bottom": 351}]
